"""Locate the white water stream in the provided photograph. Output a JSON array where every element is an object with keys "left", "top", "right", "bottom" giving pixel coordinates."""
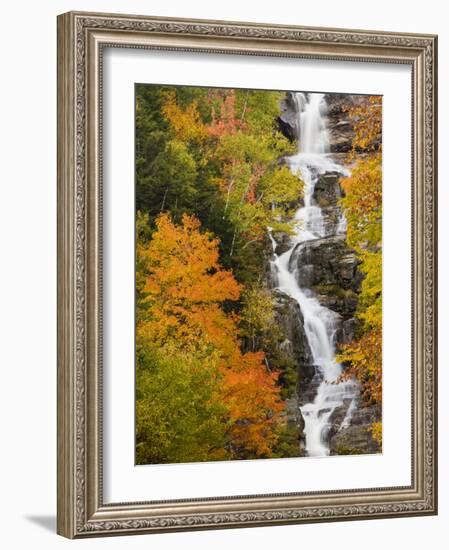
[{"left": 270, "top": 92, "right": 359, "bottom": 456}]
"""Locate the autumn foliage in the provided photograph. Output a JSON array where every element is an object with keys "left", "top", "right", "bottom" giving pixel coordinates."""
[
  {"left": 135, "top": 84, "right": 383, "bottom": 463},
  {"left": 136, "top": 212, "right": 284, "bottom": 462},
  {"left": 337, "top": 96, "right": 383, "bottom": 410},
  {"left": 135, "top": 84, "right": 306, "bottom": 463}
]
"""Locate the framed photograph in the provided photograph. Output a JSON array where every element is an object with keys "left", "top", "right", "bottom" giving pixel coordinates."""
[{"left": 57, "top": 11, "right": 438, "bottom": 538}]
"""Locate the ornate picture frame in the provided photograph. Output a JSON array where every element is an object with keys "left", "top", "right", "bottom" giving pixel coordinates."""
[{"left": 57, "top": 11, "right": 437, "bottom": 538}]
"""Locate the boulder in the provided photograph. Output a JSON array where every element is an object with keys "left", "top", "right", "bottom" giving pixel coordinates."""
[
  {"left": 329, "top": 405, "right": 382, "bottom": 455},
  {"left": 324, "top": 93, "right": 361, "bottom": 153},
  {"left": 311, "top": 289, "right": 358, "bottom": 321},
  {"left": 348, "top": 405, "right": 381, "bottom": 426},
  {"left": 313, "top": 172, "right": 343, "bottom": 207},
  {"left": 286, "top": 395, "right": 306, "bottom": 433},
  {"left": 327, "top": 398, "right": 352, "bottom": 439},
  {"left": 272, "top": 291, "right": 324, "bottom": 406},
  {"left": 271, "top": 231, "right": 292, "bottom": 256},
  {"left": 320, "top": 205, "right": 346, "bottom": 237},
  {"left": 297, "top": 371, "right": 323, "bottom": 407},
  {"left": 329, "top": 425, "right": 380, "bottom": 455},
  {"left": 277, "top": 92, "right": 300, "bottom": 142},
  {"left": 273, "top": 290, "right": 313, "bottom": 369},
  {"left": 291, "top": 235, "right": 362, "bottom": 294},
  {"left": 334, "top": 317, "right": 358, "bottom": 344}
]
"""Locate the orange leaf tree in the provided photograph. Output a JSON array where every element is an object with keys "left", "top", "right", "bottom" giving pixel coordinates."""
[{"left": 137, "top": 212, "right": 285, "bottom": 460}]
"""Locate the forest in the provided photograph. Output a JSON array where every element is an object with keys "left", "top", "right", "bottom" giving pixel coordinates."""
[{"left": 135, "top": 84, "right": 382, "bottom": 464}]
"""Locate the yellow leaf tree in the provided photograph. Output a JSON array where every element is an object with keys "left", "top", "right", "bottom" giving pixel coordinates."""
[{"left": 338, "top": 96, "right": 383, "bottom": 428}]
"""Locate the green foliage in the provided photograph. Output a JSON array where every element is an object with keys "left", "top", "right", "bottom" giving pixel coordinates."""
[
  {"left": 239, "top": 285, "right": 298, "bottom": 398},
  {"left": 271, "top": 424, "right": 303, "bottom": 458},
  {"left": 135, "top": 85, "right": 170, "bottom": 212},
  {"left": 259, "top": 165, "right": 303, "bottom": 209},
  {"left": 138, "top": 139, "right": 198, "bottom": 224},
  {"left": 136, "top": 345, "right": 228, "bottom": 464},
  {"left": 240, "top": 285, "right": 276, "bottom": 351},
  {"left": 238, "top": 90, "right": 286, "bottom": 135}
]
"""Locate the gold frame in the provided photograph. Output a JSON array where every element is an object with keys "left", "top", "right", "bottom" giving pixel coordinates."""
[{"left": 57, "top": 11, "right": 438, "bottom": 538}]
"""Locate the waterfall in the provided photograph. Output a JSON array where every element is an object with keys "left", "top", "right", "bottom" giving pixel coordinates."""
[{"left": 270, "top": 92, "right": 358, "bottom": 457}]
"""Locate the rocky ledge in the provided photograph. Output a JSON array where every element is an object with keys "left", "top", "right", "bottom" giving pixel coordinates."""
[
  {"left": 291, "top": 235, "right": 360, "bottom": 290},
  {"left": 313, "top": 171, "right": 344, "bottom": 207},
  {"left": 273, "top": 290, "right": 312, "bottom": 361},
  {"left": 272, "top": 291, "right": 329, "bottom": 409},
  {"left": 329, "top": 405, "right": 381, "bottom": 455},
  {"left": 278, "top": 93, "right": 301, "bottom": 142}
]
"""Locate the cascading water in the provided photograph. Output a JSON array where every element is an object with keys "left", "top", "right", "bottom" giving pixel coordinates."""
[{"left": 270, "top": 92, "right": 359, "bottom": 457}]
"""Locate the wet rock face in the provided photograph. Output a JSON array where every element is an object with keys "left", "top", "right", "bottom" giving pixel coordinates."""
[
  {"left": 270, "top": 231, "right": 292, "bottom": 256},
  {"left": 273, "top": 290, "right": 313, "bottom": 369},
  {"left": 313, "top": 172, "right": 343, "bottom": 207},
  {"left": 329, "top": 425, "right": 379, "bottom": 454},
  {"left": 285, "top": 395, "right": 306, "bottom": 454},
  {"left": 324, "top": 93, "right": 361, "bottom": 153},
  {"left": 329, "top": 405, "right": 381, "bottom": 455},
  {"left": 291, "top": 235, "right": 362, "bottom": 296},
  {"left": 297, "top": 371, "right": 323, "bottom": 407},
  {"left": 287, "top": 166, "right": 364, "bottom": 348},
  {"left": 324, "top": 93, "right": 382, "bottom": 154},
  {"left": 289, "top": 234, "right": 362, "bottom": 345},
  {"left": 272, "top": 291, "right": 322, "bottom": 406},
  {"left": 271, "top": 290, "right": 317, "bottom": 456},
  {"left": 313, "top": 289, "right": 358, "bottom": 320},
  {"left": 327, "top": 398, "right": 352, "bottom": 439},
  {"left": 338, "top": 318, "right": 358, "bottom": 344},
  {"left": 320, "top": 206, "right": 345, "bottom": 237},
  {"left": 278, "top": 93, "right": 300, "bottom": 142},
  {"left": 296, "top": 170, "right": 363, "bottom": 319}
]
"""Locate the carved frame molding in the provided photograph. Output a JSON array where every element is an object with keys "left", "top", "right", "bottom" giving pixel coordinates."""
[{"left": 57, "top": 11, "right": 437, "bottom": 538}]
